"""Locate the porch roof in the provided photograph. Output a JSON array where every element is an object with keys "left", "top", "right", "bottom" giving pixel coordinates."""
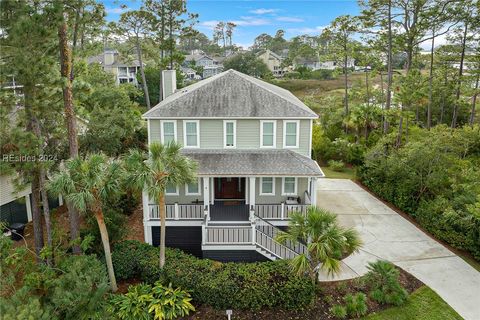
[{"left": 182, "top": 149, "right": 324, "bottom": 177}]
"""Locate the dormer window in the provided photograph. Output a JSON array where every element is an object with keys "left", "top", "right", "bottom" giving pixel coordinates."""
[
  {"left": 224, "top": 120, "right": 236, "bottom": 148},
  {"left": 283, "top": 120, "right": 299, "bottom": 148}
]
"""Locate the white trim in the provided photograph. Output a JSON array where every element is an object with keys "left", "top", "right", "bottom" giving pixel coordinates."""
[
  {"left": 143, "top": 116, "right": 318, "bottom": 120},
  {"left": 259, "top": 177, "right": 275, "bottom": 196},
  {"left": 147, "top": 120, "right": 151, "bottom": 146},
  {"left": 260, "top": 120, "right": 277, "bottom": 148},
  {"left": 165, "top": 184, "right": 179, "bottom": 196},
  {"left": 308, "top": 119, "right": 313, "bottom": 158},
  {"left": 281, "top": 177, "right": 298, "bottom": 196},
  {"left": 223, "top": 120, "right": 237, "bottom": 148},
  {"left": 160, "top": 120, "right": 177, "bottom": 144},
  {"left": 283, "top": 120, "right": 300, "bottom": 148},
  {"left": 183, "top": 120, "right": 200, "bottom": 148},
  {"left": 25, "top": 194, "right": 32, "bottom": 222},
  {"left": 185, "top": 178, "right": 201, "bottom": 196}
]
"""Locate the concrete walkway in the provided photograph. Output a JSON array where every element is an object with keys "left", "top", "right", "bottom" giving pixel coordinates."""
[{"left": 315, "top": 179, "right": 480, "bottom": 320}]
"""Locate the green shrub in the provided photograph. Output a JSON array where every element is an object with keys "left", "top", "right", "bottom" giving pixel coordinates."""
[
  {"left": 112, "top": 240, "right": 315, "bottom": 310},
  {"left": 344, "top": 292, "right": 368, "bottom": 317},
  {"left": 366, "top": 260, "right": 408, "bottom": 306},
  {"left": 328, "top": 160, "right": 345, "bottom": 172},
  {"left": 109, "top": 282, "right": 194, "bottom": 320},
  {"left": 330, "top": 304, "right": 347, "bottom": 319}
]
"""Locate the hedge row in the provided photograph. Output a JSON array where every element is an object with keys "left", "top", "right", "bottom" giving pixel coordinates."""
[{"left": 112, "top": 240, "right": 315, "bottom": 310}]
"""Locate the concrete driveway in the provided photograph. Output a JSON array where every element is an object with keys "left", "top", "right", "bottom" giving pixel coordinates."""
[{"left": 316, "top": 178, "right": 480, "bottom": 320}]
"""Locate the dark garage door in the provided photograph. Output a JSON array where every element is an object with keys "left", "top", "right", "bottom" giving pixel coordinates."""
[
  {"left": 0, "top": 199, "right": 28, "bottom": 226},
  {"left": 151, "top": 226, "right": 202, "bottom": 257}
]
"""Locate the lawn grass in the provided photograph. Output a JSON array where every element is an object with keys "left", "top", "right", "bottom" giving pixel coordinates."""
[
  {"left": 362, "top": 286, "right": 463, "bottom": 320},
  {"left": 320, "top": 165, "right": 356, "bottom": 180}
]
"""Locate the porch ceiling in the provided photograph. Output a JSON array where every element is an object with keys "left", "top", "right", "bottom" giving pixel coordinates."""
[{"left": 181, "top": 149, "right": 324, "bottom": 177}]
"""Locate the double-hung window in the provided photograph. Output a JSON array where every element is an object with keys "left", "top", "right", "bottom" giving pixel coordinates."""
[
  {"left": 165, "top": 183, "right": 179, "bottom": 195},
  {"left": 183, "top": 120, "right": 199, "bottom": 148},
  {"left": 224, "top": 120, "right": 236, "bottom": 148},
  {"left": 282, "top": 177, "right": 297, "bottom": 195},
  {"left": 260, "top": 120, "right": 276, "bottom": 148},
  {"left": 161, "top": 121, "right": 176, "bottom": 144},
  {"left": 283, "top": 120, "right": 299, "bottom": 148},
  {"left": 186, "top": 179, "right": 201, "bottom": 195},
  {"left": 260, "top": 177, "right": 275, "bottom": 195}
]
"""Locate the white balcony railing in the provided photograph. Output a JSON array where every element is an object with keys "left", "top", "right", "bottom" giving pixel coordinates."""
[
  {"left": 254, "top": 204, "right": 308, "bottom": 220},
  {"left": 204, "top": 226, "right": 252, "bottom": 245},
  {"left": 148, "top": 204, "right": 204, "bottom": 220}
]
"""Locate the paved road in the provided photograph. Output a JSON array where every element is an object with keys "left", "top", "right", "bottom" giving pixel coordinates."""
[{"left": 315, "top": 179, "right": 480, "bottom": 320}]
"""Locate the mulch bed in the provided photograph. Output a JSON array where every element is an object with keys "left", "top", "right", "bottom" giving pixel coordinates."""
[{"left": 180, "top": 267, "right": 423, "bottom": 320}]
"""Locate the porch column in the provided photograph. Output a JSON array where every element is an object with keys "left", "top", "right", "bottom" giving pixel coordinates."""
[
  {"left": 203, "top": 177, "right": 210, "bottom": 220},
  {"left": 25, "top": 194, "right": 32, "bottom": 222},
  {"left": 210, "top": 178, "right": 214, "bottom": 205},
  {"left": 248, "top": 177, "right": 256, "bottom": 220},
  {"left": 142, "top": 190, "right": 151, "bottom": 244},
  {"left": 310, "top": 178, "right": 317, "bottom": 206}
]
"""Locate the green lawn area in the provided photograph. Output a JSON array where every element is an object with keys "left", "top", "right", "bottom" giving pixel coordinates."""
[
  {"left": 321, "top": 165, "right": 356, "bottom": 179},
  {"left": 362, "top": 286, "right": 463, "bottom": 320}
]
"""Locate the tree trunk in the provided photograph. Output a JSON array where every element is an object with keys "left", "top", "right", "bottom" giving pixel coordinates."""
[
  {"left": 344, "top": 53, "right": 349, "bottom": 116},
  {"left": 70, "top": 3, "right": 83, "bottom": 81},
  {"left": 159, "top": 193, "right": 166, "bottom": 268},
  {"left": 452, "top": 22, "right": 468, "bottom": 129},
  {"left": 427, "top": 27, "right": 435, "bottom": 130},
  {"left": 396, "top": 107, "right": 403, "bottom": 147},
  {"left": 158, "top": 6, "right": 166, "bottom": 102},
  {"left": 94, "top": 206, "right": 117, "bottom": 292},
  {"left": 384, "top": 0, "right": 393, "bottom": 134},
  {"left": 39, "top": 168, "right": 52, "bottom": 266},
  {"left": 440, "top": 70, "right": 447, "bottom": 124},
  {"left": 31, "top": 175, "right": 44, "bottom": 262},
  {"left": 58, "top": 15, "right": 81, "bottom": 254},
  {"left": 471, "top": 74, "right": 479, "bottom": 126},
  {"left": 136, "top": 37, "right": 151, "bottom": 109},
  {"left": 365, "top": 70, "right": 370, "bottom": 107}
]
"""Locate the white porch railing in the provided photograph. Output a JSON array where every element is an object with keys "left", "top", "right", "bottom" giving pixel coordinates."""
[
  {"left": 148, "top": 204, "right": 204, "bottom": 220},
  {"left": 254, "top": 204, "right": 308, "bottom": 220},
  {"left": 204, "top": 226, "right": 252, "bottom": 245}
]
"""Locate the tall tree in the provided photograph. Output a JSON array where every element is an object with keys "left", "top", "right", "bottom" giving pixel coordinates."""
[
  {"left": 115, "top": 10, "right": 154, "bottom": 109},
  {"left": 323, "top": 15, "right": 360, "bottom": 121},
  {"left": 125, "top": 142, "right": 197, "bottom": 268},
  {"left": 225, "top": 22, "right": 237, "bottom": 47},
  {"left": 48, "top": 154, "right": 122, "bottom": 292}
]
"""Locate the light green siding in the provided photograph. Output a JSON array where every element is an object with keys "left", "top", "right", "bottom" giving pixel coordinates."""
[
  {"left": 298, "top": 120, "right": 311, "bottom": 157},
  {"left": 237, "top": 120, "right": 261, "bottom": 148},
  {"left": 164, "top": 179, "right": 203, "bottom": 205},
  {"left": 255, "top": 177, "right": 309, "bottom": 204},
  {"left": 149, "top": 120, "right": 161, "bottom": 143},
  {"left": 200, "top": 120, "right": 223, "bottom": 148}
]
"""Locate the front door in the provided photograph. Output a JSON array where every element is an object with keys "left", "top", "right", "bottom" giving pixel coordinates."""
[{"left": 214, "top": 178, "right": 245, "bottom": 199}]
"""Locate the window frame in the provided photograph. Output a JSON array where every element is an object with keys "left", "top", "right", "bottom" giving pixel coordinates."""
[
  {"left": 223, "top": 120, "right": 237, "bottom": 148},
  {"left": 165, "top": 183, "right": 179, "bottom": 196},
  {"left": 160, "top": 120, "right": 177, "bottom": 144},
  {"left": 283, "top": 120, "right": 300, "bottom": 148},
  {"left": 281, "top": 177, "right": 298, "bottom": 196},
  {"left": 183, "top": 120, "right": 200, "bottom": 148},
  {"left": 260, "top": 120, "right": 277, "bottom": 148},
  {"left": 260, "top": 177, "right": 275, "bottom": 196},
  {"left": 185, "top": 178, "right": 201, "bottom": 196}
]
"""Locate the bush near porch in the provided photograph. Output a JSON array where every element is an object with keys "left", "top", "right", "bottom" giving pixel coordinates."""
[{"left": 111, "top": 240, "right": 315, "bottom": 310}]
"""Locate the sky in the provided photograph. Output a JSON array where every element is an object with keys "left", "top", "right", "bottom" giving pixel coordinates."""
[{"left": 101, "top": 0, "right": 361, "bottom": 48}]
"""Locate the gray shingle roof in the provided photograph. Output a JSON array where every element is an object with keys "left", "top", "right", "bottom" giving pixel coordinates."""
[
  {"left": 181, "top": 149, "right": 324, "bottom": 177},
  {"left": 143, "top": 69, "right": 317, "bottom": 119}
]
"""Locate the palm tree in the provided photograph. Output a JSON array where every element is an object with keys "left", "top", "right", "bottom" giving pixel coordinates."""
[
  {"left": 277, "top": 206, "right": 362, "bottom": 284},
  {"left": 47, "top": 154, "right": 122, "bottom": 292},
  {"left": 124, "top": 142, "right": 197, "bottom": 268}
]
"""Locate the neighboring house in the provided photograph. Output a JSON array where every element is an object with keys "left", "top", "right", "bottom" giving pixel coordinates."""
[
  {"left": 87, "top": 49, "right": 141, "bottom": 85},
  {"left": 318, "top": 58, "right": 355, "bottom": 70},
  {"left": 180, "top": 67, "right": 200, "bottom": 81},
  {"left": 183, "top": 54, "right": 223, "bottom": 79},
  {"left": 142, "top": 69, "right": 324, "bottom": 262},
  {"left": 294, "top": 56, "right": 355, "bottom": 71},
  {"left": 257, "top": 50, "right": 285, "bottom": 77}
]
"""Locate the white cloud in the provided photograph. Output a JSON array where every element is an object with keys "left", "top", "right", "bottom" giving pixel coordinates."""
[
  {"left": 286, "top": 25, "right": 328, "bottom": 35},
  {"left": 249, "top": 8, "right": 279, "bottom": 15},
  {"left": 232, "top": 16, "right": 271, "bottom": 26},
  {"left": 105, "top": 7, "right": 129, "bottom": 14},
  {"left": 198, "top": 20, "right": 220, "bottom": 30},
  {"left": 276, "top": 16, "right": 305, "bottom": 23}
]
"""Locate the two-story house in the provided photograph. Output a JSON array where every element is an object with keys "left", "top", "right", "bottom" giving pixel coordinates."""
[
  {"left": 257, "top": 50, "right": 286, "bottom": 77},
  {"left": 87, "top": 49, "right": 141, "bottom": 85},
  {"left": 142, "top": 69, "right": 324, "bottom": 262},
  {"left": 184, "top": 54, "right": 223, "bottom": 79}
]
